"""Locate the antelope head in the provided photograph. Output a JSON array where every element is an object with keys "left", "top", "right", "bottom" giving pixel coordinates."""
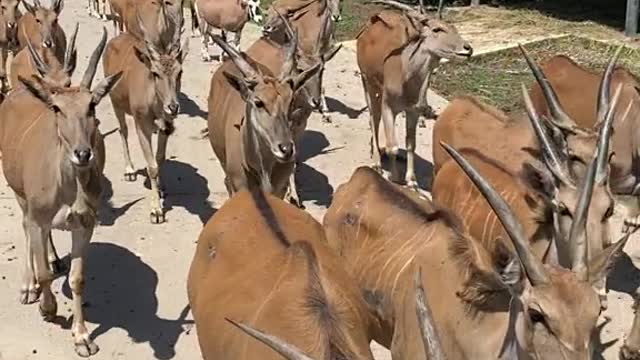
[
  {"left": 133, "top": 9, "right": 188, "bottom": 128},
  {"left": 22, "top": 0, "right": 63, "bottom": 49},
  {"left": 1, "top": 0, "right": 20, "bottom": 46},
  {"left": 520, "top": 44, "right": 621, "bottom": 306},
  {"left": 23, "top": 22, "right": 78, "bottom": 87},
  {"left": 18, "top": 28, "right": 121, "bottom": 169},
  {"left": 443, "top": 142, "right": 632, "bottom": 360}
]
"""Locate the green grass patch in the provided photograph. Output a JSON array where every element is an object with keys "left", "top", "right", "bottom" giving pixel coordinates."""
[{"left": 430, "top": 36, "right": 640, "bottom": 113}]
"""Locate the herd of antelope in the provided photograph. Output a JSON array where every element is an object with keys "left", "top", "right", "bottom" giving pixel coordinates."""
[{"left": 2, "top": 0, "right": 640, "bottom": 358}]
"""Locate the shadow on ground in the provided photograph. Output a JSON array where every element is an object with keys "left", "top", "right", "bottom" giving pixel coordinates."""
[
  {"left": 325, "top": 97, "right": 367, "bottom": 119},
  {"left": 380, "top": 150, "right": 434, "bottom": 191},
  {"left": 61, "top": 242, "right": 193, "bottom": 360},
  {"left": 296, "top": 130, "right": 341, "bottom": 207},
  {"left": 179, "top": 91, "right": 207, "bottom": 120},
  {"left": 608, "top": 252, "right": 640, "bottom": 297}
]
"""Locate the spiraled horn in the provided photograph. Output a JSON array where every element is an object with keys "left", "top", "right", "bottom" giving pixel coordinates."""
[
  {"left": 226, "top": 318, "right": 315, "bottom": 360},
  {"left": 275, "top": 9, "right": 298, "bottom": 79},
  {"left": 63, "top": 22, "right": 79, "bottom": 75},
  {"left": 80, "top": 27, "right": 107, "bottom": 89},
  {"left": 366, "top": 0, "right": 418, "bottom": 14},
  {"left": 437, "top": 0, "right": 444, "bottom": 19},
  {"left": 442, "top": 142, "right": 550, "bottom": 286},
  {"left": 210, "top": 35, "right": 259, "bottom": 79},
  {"left": 519, "top": 43, "right": 581, "bottom": 134},
  {"left": 414, "top": 267, "right": 445, "bottom": 360},
  {"left": 595, "top": 85, "right": 622, "bottom": 184},
  {"left": 597, "top": 45, "right": 623, "bottom": 123},
  {"left": 23, "top": 28, "right": 48, "bottom": 77}
]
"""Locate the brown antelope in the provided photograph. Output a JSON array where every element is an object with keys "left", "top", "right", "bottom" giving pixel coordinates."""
[
  {"left": 242, "top": 12, "right": 340, "bottom": 207},
  {"left": 432, "top": 45, "right": 620, "bottom": 305},
  {"left": 0, "top": 28, "right": 121, "bottom": 357},
  {"left": 323, "top": 154, "right": 630, "bottom": 359},
  {"left": 224, "top": 269, "right": 446, "bottom": 360},
  {"left": 1, "top": 0, "right": 21, "bottom": 46},
  {"left": 262, "top": 0, "right": 341, "bottom": 122},
  {"left": 0, "top": 14, "right": 12, "bottom": 95},
  {"left": 103, "top": 10, "right": 187, "bottom": 224},
  {"left": 17, "top": 0, "right": 66, "bottom": 61},
  {"left": 187, "top": 188, "right": 375, "bottom": 359},
  {"left": 109, "top": 0, "right": 182, "bottom": 43},
  {"left": 194, "top": 0, "right": 261, "bottom": 61},
  {"left": 206, "top": 34, "right": 320, "bottom": 200},
  {"left": 357, "top": 0, "right": 472, "bottom": 188},
  {"left": 527, "top": 49, "right": 640, "bottom": 225},
  {"left": 10, "top": 22, "right": 77, "bottom": 89}
]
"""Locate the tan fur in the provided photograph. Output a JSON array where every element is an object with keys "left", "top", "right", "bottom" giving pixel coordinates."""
[
  {"left": 109, "top": 0, "right": 182, "bottom": 44},
  {"left": 187, "top": 189, "right": 375, "bottom": 359},
  {"left": 357, "top": 8, "right": 472, "bottom": 186},
  {"left": 16, "top": 2, "right": 66, "bottom": 61},
  {"left": 323, "top": 167, "right": 619, "bottom": 359}
]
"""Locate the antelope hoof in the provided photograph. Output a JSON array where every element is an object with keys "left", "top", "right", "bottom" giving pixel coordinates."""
[
  {"left": 124, "top": 172, "right": 137, "bottom": 182},
  {"left": 287, "top": 195, "right": 305, "bottom": 209},
  {"left": 418, "top": 118, "right": 427, "bottom": 128},
  {"left": 74, "top": 337, "right": 99, "bottom": 357},
  {"left": 39, "top": 299, "right": 58, "bottom": 321},
  {"left": 19, "top": 287, "right": 41, "bottom": 304},
  {"left": 150, "top": 209, "right": 165, "bottom": 224},
  {"left": 321, "top": 114, "right": 332, "bottom": 123},
  {"left": 406, "top": 179, "right": 419, "bottom": 190}
]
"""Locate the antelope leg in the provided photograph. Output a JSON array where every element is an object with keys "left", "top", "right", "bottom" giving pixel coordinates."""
[
  {"left": 135, "top": 120, "right": 164, "bottom": 224},
  {"left": 70, "top": 227, "right": 99, "bottom": 357},
  {"left": 405, "top": 109, "right": 419, "bottom": 189}
]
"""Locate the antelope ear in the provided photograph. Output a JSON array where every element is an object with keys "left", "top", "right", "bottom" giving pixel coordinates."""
[
  {"left": 322, "top": 44, "right": 342, "bottom": 63},
  {"left": 588, "top": 235, "right": 630, "bottom": 287},
  {"left": 18, "top": 75, "right": 57, "bottom": 110},
  {"left": 52, "top": 0, "right": 63, "bottom": 14},
  {"left": 22, "top": 0, "right": 36, "bottom": 14},
  {"left": 92, "top": 72, "right": 123, "bottom": 105},
  {"left": 222, "top": 71, "right": 256, "bottom": 102},
  {"left": 288, "top": 62, "right": 321, "bottom": 92},
  {"left": 133, "top": 46, "right": 152, "bottom": 69}
]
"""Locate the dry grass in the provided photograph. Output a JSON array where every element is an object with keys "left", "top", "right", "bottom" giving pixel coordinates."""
[{"left": 430, "top": 35, "right": 640, "bottom": 113}]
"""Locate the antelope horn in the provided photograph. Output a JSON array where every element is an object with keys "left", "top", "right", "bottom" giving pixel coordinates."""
[
  {"left": 63, "top": 22, "right": 79, "bottom": 75},
  {"left": 519, "top": 44, "right": 581, "bottom": 134},
  {"left": 80, "top": 27, "right": 107, "bottom": 89},
  {"left": 596, "top": 45, "right": 623, "bottom": 122},
  {"left": 226, "top": 318, "right": 315, "bottom": 360},
  {"left": 437, "top": 0, "right": 444, "bottom": 19},
  {"left": 366, "top": 0, "right": 419, "bottom": 14},
  {"left": 414, "top": 268, "right": 445, "bottom": 360},
  {"left": 33, "top": 0, "right": 41, "bottom": 7},
  {"left": 442, "top": 142, "right": 549, "bottom": 286},
  {"left": 275, "top": 9, "right": 298, "bottom": 79},
  {"left": 418, "top": 0, "right": 425, "bottom": 14},
  {"left": 169, "top": 5, "right": 184, "bottom": 53},
  {"left": 521, "top": 84, "right": 574, "bottom": 186},
  {"left": 23, "top": 28, "right": 48, "bottom": 77},
  {"left": 210, "top": 35, "right": 259, "bottom": 79},
  {"left": 567, "top": 150, "right": 597, "bottom": 278},
  {"left": 595, "top": 85, "right": 622, "bottom": 184}
]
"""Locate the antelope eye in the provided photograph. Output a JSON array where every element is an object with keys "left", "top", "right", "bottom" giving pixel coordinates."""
[
  {"left": 433, "top": 27, "right": 445, "bottom": 33},
  {"left": 529, "top": 308, "right": 545, "bottom": 324},
  {"left": 254, "top": 99, "right": 264, "bottom": 108}
]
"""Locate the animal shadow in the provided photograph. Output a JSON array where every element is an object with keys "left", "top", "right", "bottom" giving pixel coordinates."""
[
  {"left": 296, "top": 130, "right": 339, "bottom": 207},
  {"left": 99, "top": 174, "right": 143, "bottom": 226},
  {"left": 61, "top": 242, "right": 193, "bottom": 360},
  {"left": 380, "top": 151, "right": 434, "bottom": 191},
  {"left": 607, "top": 251, "right": 640, "bottom": 297},
  {"left": 179, "top": 91, "right": 207, "bottom": 119},
  {"left": 154, "top": 159, "right": 216, "bottom": 223},
  {"left": 324, "top": 97, "right": 367, "bottom": 119}
]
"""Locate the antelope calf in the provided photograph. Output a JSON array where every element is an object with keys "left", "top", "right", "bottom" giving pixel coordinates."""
[
  {"left": 0, "top": 28, "right": 121, "bottom": 357},
  {"left": 18, "top": 0, "right": 66, "bottom": 61},
  {"left": 357, "top": 0, "right": 472, "bottom": 187},
  {"left": 324, "top": 157, "right": 629, "bottom": 359},
  {"left": 104, "top": 12, "right": 187, "bottom": 224},
  {"left": 10, "top": 23, "right": 77, "bottom": 89},
  {"left": 187, "top": 189, "right": 375, "bottom": 359},
  {"left": 207, "top": 34, "right": 320, "bottom": 200},
  {"left": 194, "top": 0, "right": 261, "bottom": 61}
]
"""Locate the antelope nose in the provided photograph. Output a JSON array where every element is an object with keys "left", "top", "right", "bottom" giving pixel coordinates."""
[
  {"left": 463, "top": 43, "right": 473, "bottom": 55},
  {"left": 166, "top": 103, "right": 179, "bottom": 115},
  {"left": 277, "top": 142, "right": 294, "bottom": 161},
  {"left": 74, "top": 148, "right": 92, "bottom": 165},
  {"left": 7, "top": 22, "right": 15, "bottom": 29},
  {"left": 43, "top": 39, "right": 52, "bottom": 48}
]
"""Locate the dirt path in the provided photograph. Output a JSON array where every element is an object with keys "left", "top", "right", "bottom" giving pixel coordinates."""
[{"left": 0, "top": 2, "right": 637, "bottom": 360}]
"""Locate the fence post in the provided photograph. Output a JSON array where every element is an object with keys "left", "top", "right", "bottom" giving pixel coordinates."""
[{"left": 626, "top": 0, "right": 639, "bottom": 36}]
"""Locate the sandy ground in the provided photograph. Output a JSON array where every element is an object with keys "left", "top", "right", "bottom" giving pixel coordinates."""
[{"left": 0, "top": 2, "right": 638, "bottom": 360}]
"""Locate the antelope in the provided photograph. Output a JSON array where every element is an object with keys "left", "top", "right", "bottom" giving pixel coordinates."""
[
  {"left": 224, "top": 269, "right": 446, "bottom": 360},
  {"left": 194, "top": 0, "right": 261, "bottom": 61},
  {"left": 323, "top": 153, "right": 630, "bottom": 359},
  {"left": 109, "top": 0, "right": 182, "bottom": 44},
  {"left": 432, "top": 45, "right": 620, "bottom": 305},
  {"left": 0, "top": 14, "right": 12, "bottom": 95},
  {"left": 18, "top": 0, "right": 66, "bottom": 62},
  {"left": 0, "top": 28, "right": 121, "bottom": 357},
  {"left": 10, "top": 22, "right": 77, "bottom": 90},
  {"left": 262, "top": 0, "right": 341, "bottom": 122},
  {"left": 103, "top": 10, "right": 187, "bottom": 224},
  {"left": 242, "top": 12, "right": 340, "bottom": 207},
  {"left": 206, "top": 34, "right": 320, "bottom": 200},
  {"left": 527, "top": 50, "right": 640, "bottom": 226},
  {"left": 357, "top": 0, "right": 472, "bottom": 188},
  {"left": 187, "top": 188, "right": 375, "bottom": 359},
  {"left": 1, "top": 0, "right": 21, "bottom": 47}
]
